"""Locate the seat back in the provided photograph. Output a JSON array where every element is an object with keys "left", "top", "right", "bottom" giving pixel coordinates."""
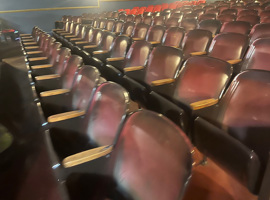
[
  {"left": 121, "top": 21, "right": 135, "bottom": 36},
  {"left": 55, "top": 47, "right": 71, "bottom": 74},
  {"left": 217, "top": 70, "right": 270, "bottom": 190},
  {"left": 217, "top": 14, "right": 236, "bottom": 23},
  {"left": 126, "top": 14, "right": 135, "bottom": 22},
  {"left": 152, "top": 16, "right": 165, "bottom": 26},
  {"left": 198, "top": 19, "right": 222, "bottom": 35},
  {"left": 99, "top": 18, "right": 107, "bottom": 29},
  {"left": 174, "top": 56, "right": 232, "bottom": 104},
  {"left": 180, "top": 19, "right": 198, "bottom": 32},
  {"left": 134, "top": 15, "right": 142, "bottom": 24},
  {"left": 118, "top": 13, "right": 127, "bottom": 21},
  {"left": 124, "top": 40, "right": 152, "bottom": 68},
  {"left": 89, "top": 28, "right": 103, "bottom": 45},
  {"left": 143, "top": 16, "right": 153, "bottom": 25},
  {"left": 236, "top": 15, "right": 260, "bottom": 26},
  {"left": 112, "top": 20, "right": 124, "bottom": 33},
  {"left": 182, "top": 29, "right": 212, "bottom": 59},
  {"left": 222, "top": 8, "right": 238, "bottom": 15},
  {"left": 131, "top": 23, "right": 150, "bottom": 39},
  {"left": 112, "top": 110, "right": 192, "bottom": 200},
  {"left": 105, "top": 19, "right": 115, "bottom": 31},
  {"left": 199, "top": 13, "right": 216, "bottom": 21},
  {"left": 84, "top": 82, "right": 129, "bottom": 146},
  {"left": 70, "top": 65, "right": 100, "bottom": 111},
  {"left": 241, "top": 38, "right": 270, "bottom": 71},
  {"left": 146, "top": 25, "right": 165, "bottom": 43},
  {"left": 249, "top": 23, "right": 270, "bottom": 44},
  {"left": 61, "top": 55, "right": 83, "bottom": 89},
  {"left": 162, "top": 27, "right": 185, "bottom": 48},
  {"left": 99, "top": 32, "right": 116, "bottom": 51},
  {"left": 238, "top": 9, "right": 258, "bottom": 17},
  {"left": 165, "top": 17, "right": 180, "bottom": 28},
  {"left": 145, "top": 46, "right": 183, "bottom": 84},
  {"left": 220, "top": 21, "right": 251, "bottom": 35},
  {"left": 110, "top": 35, "right": 131, "bottom": 58},
  {"left": 92, "top": 18, "right": 100, "bottom": 28},
  {"left": 208, "top": 32, "right": 249, "bottom": 61},
  {"left": 48, "top": 42, "right": 62, "bottom": 65}
]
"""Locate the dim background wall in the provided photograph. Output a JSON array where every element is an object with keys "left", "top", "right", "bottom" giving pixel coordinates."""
[{"left": 0, "top": 0, "right": 165, "bottom": 33}]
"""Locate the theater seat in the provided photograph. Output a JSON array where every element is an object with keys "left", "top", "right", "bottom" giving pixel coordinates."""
[
  {"left": 198, "top": 19, "right": 222, "bottom": 36},
  {"left": 152, "top": 16, "right": 165, "bottom": 26},
  {"left": 46, "top": 81, "right": 129, "bottom": 169},
  {"left": 60, "top": 110, "right": 192, "bottom": 200},
  {"left": 180, "top": 19, "right": 198, "bottom": 32},
  {"left": 40, "top": 65, "right": 100, "bottom": 118},
  {"left": 181, "top": 29, "right": 213, "bottom": 60},
  {"left": 120, "top": 21, "right": 135, "bottom": 37},
  {"left": 130, "top": 23, "right": 150, "bottom": 41},
  {"left": 162, "top": 27, "right": 185, "bottom": 48},
  {"left": 165, "top": 17, "right": 180, "bottom": 28},
  {"left": 145, "top": 25, "right": 165, "bottom": 45},
  {"left": 249, "top": 23, "right": 270, "bottom": 44},
  {"left": 35, "top": 55, "right": 83, "bottom": 93},
  {"left": 236, "top": 14, "right": 260, "bottom": 26},
  {"left": 217, "top": 14, "right": 236, "bottom": 23},
  {"left": 241, "top": 38, "right": 270, "bottom": 72},
  {"left": 220, "top": 21, "right": 251, "bottom": 35},
  {"left": 193, "top": 70, "right": 270, "bottom": 197}
]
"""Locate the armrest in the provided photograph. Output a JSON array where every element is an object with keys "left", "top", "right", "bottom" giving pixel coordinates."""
[
  {"left": 27, "top": 51, "right": 43, "bottom": 55},
  {"left": 149, "top": 41, "right": 161, "bottom": 45},
  {"left": 124, "top": 66, "right": 144, "bottom": 72},
  {"left": 190, "top": 51, "right": 207, "bottom": 56},
  {"left": 190, "top": 98, "right": 218, "bottom": 110},
  {"left": 28, "top": 57, "right": 48, "bottom": 62},
  {"left": 31, "top": 64, "right": 53, "bottom": 70},
  {"left": 83, "top": 45, "right": 98, "bottom": 49},
  {"left": 20, "top": 34, "right": 31, "bottom": 36},
  {"left": 75, "top": 41, "right": 89, "bottom": 44},
  {"left": 106, "top": 57, "right": 124, "bottom": 62},
  {"left": 22, "top": 39, "right": 34, "bottom": 42},
  {"left": 40, "top": 89, "right": 70, "bottom": 97},
  {"left": 121, "top": 34, "right": 130, "bottom": 37},
  {"left": 63, "top": 145, "right": 113, "bottom": 168},
  {"left": 24, "top": 42, "right": 37, "bottom": 45},
  {"left": 227, "top": 59, "right": 242, "bottom": 65},
  {"left": 64, "top": 35, "right": 77, "bottom": 38},
  {"left": 70, "top": 38, "right": 82, "bottom": 41},
  {"left": 151, "top": 78, "right": 175, "bottom": 86},
  {"left": 60, "top": 32, "right": 73, "bottom": 36},
  {"left": 24, "top": 46, "right": 39, "bottom": 50},
  {"left": 132, "top": 37, "right": 144, "bottom": 41},
  {"left": 35, "top": 74, "right": 60, "bottom": 81},
  {"left": 52, "top": 28, "right": 63, "bottom": 31},
  {"left": 48, "top": 110, "right": 85, "bottom": 123},
  {"left": 21, "top": 36, "right": 32, "bottom": 39},
  {"left": 93, "top": 50, "right": 109, "bottom": 55},
  {"left": 171, "top": 45, "right": 179, "bottom": 48}
]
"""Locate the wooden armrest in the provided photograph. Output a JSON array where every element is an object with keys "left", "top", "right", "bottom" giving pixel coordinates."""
[
  {"left": 190, "top": 98, "right": 218, "bottom": 110},
  {"left": 31, "top": 64, "right": 53, "bottom": 69},
  {"left": 24, "top": 42, "right": 37, "bottom": 45},
  {"left": 47, "top": 110, "right": 85, "bottom": 123},
  {"left": 52, "top": 29, "right": 63, "bottom": 31},
  {"left": 40, "top": 89, "right": 70, "bottom": 97},
  {"left": 24, "top": 46, "right": 39, "bottom": 50},
  {"left": 60, "top": 32, "right": 72, "bottom": 36},
  {"left": 93, "top": 50, "right": 109, "bottom": 55},
  {"left": 151, "top": 78, "right": 175, "bottom": 86},
  {"left": 121, "top": 34, "right": 130, "bottom": 37},
  {"left": 20, "top": 34, "right": 31, "bottom": 36},
  {"left": 75, "top": 41, "right": 89, "bottom": 44},
  {"left": 132, "top": 37, "right": 144, "bottom": 41},
  {"left": 227, "top": 59, "right": 242, "bottom": 65},
  {"left": 22, "top": 39, "right": 35, "bottom": 42},
  {"left": 124, "top": 66, "right": 144, "bottom": 72},
  {"left": 55, "top": 30, "right": 66, "bottom": 33},
  {"left": 21, "top": 36, "right": 32, "bottom": 39},
  {"left": 63, "top": 145, "right": 113, "bottom": 168},
  {"left": 70, "top": 38, "right": 82, "bottom": 41},
  {"left": 83, "top": 45, "right": 98, "bottom": 49},
  {"left": 27, "top": 51, "right": 43, "bottom": 55},
  {"left": 112, "top": 31, "right": 120, "bottom": 34},
  {"left": 212, "top": 34, "right": 215, "bottom": 37},
  {"left": 149, "top": 41, "right": 161, "bottom": 45},
  {"left": 65, "top": 35, "right": 76, "bottom": 38},
  {"left": 106, "top": 57, "right": 125, "bottom": 62},
  {"left": 35, "top": 74, "right": 60, "bottom": 81},
  {"left": 28, "top": 57, "right": 48, "bottom": 62},
  {"left": 171, "top": 45, "right": 179, "bottom": 48},
  {"left": 190, "top": 51, "right": 207, "bottom": 56}
]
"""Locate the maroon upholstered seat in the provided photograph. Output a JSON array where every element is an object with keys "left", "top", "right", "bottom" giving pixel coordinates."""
[
  {"left": 249, "top": 23, "right": 270, "bottom": 44},
  {"left": 199, "top": 13, "right": 217, "bottom": 21},
  {"left": 208, "top": 32, "right": 249, "bottom": 61},
  {"left": 121, "top": 21, "right": 135, "bottom": 36},
  {"left": 131, "top": 23, "right": 150, "bottom": 40},
  {"left": 180, "top": 19, "right": 198, "bottom": 32},
  {"left": 63, "top": 110, "right": 192, "bottom": 200},
  {"left": 220, "top": 21, "right": 251, "bottom": 35},
  {"left": 152, "top": 15, "right": 165, "bottom": 26},
  {"left": 146, "top": 25, "right": 165, "bottom": 44},
  {"left": 198, "top": 19, "right": 222, "bottom": 35},
  {"left": 238, "top": 9, "right": 258, "bottom": 17},
  {"left": 165, "top": 17, "right": 180, "bottom": 28},
  {"left": 112, "top": 20, "right": 124, "bottom": 34},
  {"left": 221, "top": 8, "right": 238, "bottom": 15},
  {"left": 217, "top": 14, "right": 236, "bottom": 23},
  {"left": 236, "top": 14, "right": 260, "bottom": 26},
  {"left": 241, "top": 38, "right": 270, "bottom": 72},
  {"left": 182, "top": 29, "right": 212, "bottom": 60},
  {"left": 142, "top": 15, "right": 153, "bottom": 25},
  {"left": 162, "top": 27, "right": 185, "bottom": 48}
]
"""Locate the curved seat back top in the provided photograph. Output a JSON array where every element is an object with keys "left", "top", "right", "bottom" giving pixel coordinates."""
[
  {"left": 236, "top": 14, "right": 260, "bottom": 26},
  {"left": 198, "top": 19, "right": 222, "bottom": 36},
  {"left": 162, "top": 27, "right": 185, "bottom": 48},
  {"left": 121, "top": 21, "right": 135, "bottom": 36},
  {"left": 144, "top": 46, "right": 184, "bottom": 85},
  {"left": 173, "top": 56, "right": 232, "bottom": 104},
  {"left": 208, "top": 32, "right": 249, "bottom": 61},
  {"left": 131, "top": 23, "right": 150, "bottom": 39},
  {"left": 216, "top": 14, "right": 236, "bottom": 23},
  {"left": 241, "top": 38, "right": 270, "bottom": 72},
  {"left": 220, "top": 21, "right": 251, "bottom": 35},
  {"left": 180, "top": 18, "right": 198, "bottom": 32},
  {"left": 54, "top": 47, "right": 72, "bottom": 74},
  {"left": 109, "top": 35, "right": 131, "bottom": 58},
  {"left": 249, "top": 23, "right": 270, "bottom": 44},
  {"left": 146, "top": 25, "right": 165, "bottom": 43}
]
